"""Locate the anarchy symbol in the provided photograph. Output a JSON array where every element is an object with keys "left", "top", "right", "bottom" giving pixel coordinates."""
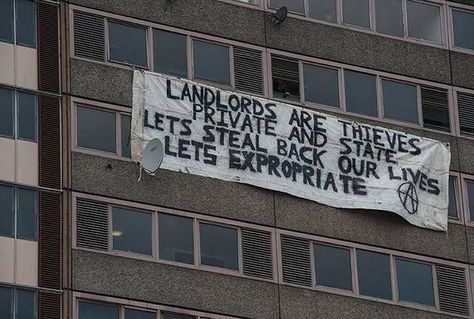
[{"left": 398, "top": 182, "right": 419, "bottom": 215}]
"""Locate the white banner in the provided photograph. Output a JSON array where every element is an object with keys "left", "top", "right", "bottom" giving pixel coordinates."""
[{"left": 132, "top": 71, "right": 451, "bottom": 231}]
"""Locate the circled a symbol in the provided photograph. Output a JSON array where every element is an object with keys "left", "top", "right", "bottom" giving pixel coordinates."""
[{"left": 398, "top": 182, "right": 418, "bottom": 215}]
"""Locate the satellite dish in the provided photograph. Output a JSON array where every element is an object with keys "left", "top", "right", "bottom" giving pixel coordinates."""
[
  {"left": 142, "top": 138, "right": 164, "bottom": 175},
  {"left": 269, "top": 6, "right": 288, "bottom": 25}
]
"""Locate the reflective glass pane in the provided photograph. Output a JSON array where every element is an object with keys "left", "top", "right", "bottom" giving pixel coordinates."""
[
  {"left": 200, "top": 223, "right": 238, "bottom": 270},
  {"left": 344, "top": 70, "right": 377, "bottom": 117},
  {"left": 193, "top": 40, "right": 230, "bottom": 85},
  {"left": 272, "top": 56, "right": 300, "bottom": 101},
  {"left": 108, "top": 22, "right": 147, "bottom": 67},
  {"left": 112, "top": 207, "right": 152, "bottom": 255},
  {"left": 77, "top": 106, "right": 116, "bottom": 153},
  {"left": 154, "top": 29, "right": 187, "bottom": 78},
  {"left": 0, "top": 0, "right": 14, "bottom": 43},
  {"left": 314, "top": 244, "right": 352, "bottom": 290},
  {"left": 16, "top": 0, "right": 36, "bottom": 47},
  {"left": 269, "top": 0, "right": 305, "bottom": 14},
  {"left": 382, "top": 80, "right": 418, "bottom": 123},
  {"left": 0, "top": 286, "right": 13, "bottom": 319},
  {"left": 396, "top": 258, "right": 434, "bottom": 306},
  {"left": 159, "top": 213, "right": 194, "bottom": 264},
  {"left": 18, "top": 92, "right": 37, "bottom": 141},
  {"left": 16, "top": 289, "right": 35, "bottom": 319},
  {"left": 304, "top": 64, "right": 339, "bottom": 107},
  {"left": 467, "top": 180, "right": 474, "bottom": 221},
  {"left": 407, "top": 1, "right": 441, "bottom": 43},
  {"left": 453, "top": 9, "right": 474, "bottom": 50},
  {"left": 17, "top": 188, "right": 37, "bottom": 240},
  {"left": 357, "top": 250, "right": 391, "bottom": 300},
  {"left": 448, "top": 176, "right": 458, "bottom": 219},
  {"left": 375, "top": 0, "right": 403, "bottom": 37},
  {"left": 342, "top": 0, "right": 370, "bottom": 28},
  {"left": 79, "top": 301, "right": 119, "bottom": 319},
  {"left": 121, "top": 114, "right": 131, "bottom": 158},
  {"left": 162, "top": 313, "right": 194, "bottom": 319},
  {"left": 308, "top": 0, "right": 337, "bottom": 23},
  {"left": 125, "top": 308, "right": 156, "bottom": 319},
  {"left": 0, "top": 88, "right": 14, "bottom": 138},
  {"left": 0, "top": 185, "right": 15, "bottom": 237}
]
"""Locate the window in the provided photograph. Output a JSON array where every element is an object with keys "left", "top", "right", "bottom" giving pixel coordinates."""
[
  {"left": 342, "top": 0, "right": 370, "bottom": 28},
  {"left": 125, "top": 308, "right": 156, "bottom": 319},
  {"left": 272, "top": 56, "right": 300, "bottom": 101},
  {"left": 382, "top": 79, "right": 419, "bottom": 124},
  {"left": 193, "top": 40, "right": 230, "bottom": 85},
  {"left": 356, "top": 250, "right": 391, "bottom": 300},
  {"left": 0, "top": 0, "right": 36, "bottom": 48},
  {"left": 303, "top": 64, "right": 339, "bottom": 108},
  {"left": 79, "top": 301, "right": 119, "bottom": 319},
  {"left": 344, "top": 70, "right": 377, "bottom": 116},
  {"left": 452, "top": 9, "right": 474, "bottom": 50},
  {"left": 395, "top": 258, "right": 435, "bottom": 306},
  {"left": 121, "top": 114, "right": 131, "bottom": 158},
  {"left": 375, "top": 0, "right": 403, "bottom": 37},
  {"left": 269, "top": 0, "right": 305, "bottom": 14},
  {"left": 153, "top": 29, "right": 187, "bottom": 78},
  {"left": 200, "top": 223, "right": 239, "bottom": 271},
  {"left": 108, "top": 21, "right": 147, "bottom": 67},
  {"left": 314, "top": 244, "right": 352, "bottom": 290},
  {"left": 17, "top": 92, "right": 37, "bottom": 141},
  {"left": 466, "top": 179, "right": 474, "bottom": 222},
  {"left": 448, "top": 176, "right": 458, "bottom": 220},
  {"left": 0, "top": 185, "right": 37, "bottom": 240},
  {"left": 158, "top": 213, "right": 194, "bottom": 264},
  {"left": 407, "top": 1, "right": 441, "bottom": 43},
  {"left": 112, "top": 207, "right": 152, "bottom": 255},
  {"left": 0, "top": 87, "right": 37, "bottom": 142},
  {"left": 308, "top": 0, "right": 337, "bottom": 23},
  {"left": 0, "top": 286, "right": 36, "bottom": 319}
]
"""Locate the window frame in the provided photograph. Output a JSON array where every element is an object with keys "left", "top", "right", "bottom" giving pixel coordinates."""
[
  {"left": 461, "top": 173, "right": 474, "bottom": 227},
  {"left": 448, "top": 172, "right": 463, "bottom": 224},
  {"left": 448, "top": 3, "right": 474, "bottom": 54},
  {"left": 0, "top": 0, "right": 37, "bottom": 48},
  {"left": 454, "top": 87, "right": 474, "bottom": 140},
  {"left": 0, "top": 285, "right": 37, "bottom": 319}
]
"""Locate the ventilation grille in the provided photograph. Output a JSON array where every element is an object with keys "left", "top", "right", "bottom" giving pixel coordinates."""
[
  {"left": 281, "top": 235, "right": 312, "bottom": 287},
  {"left": 39, "top": 95, "right": 61, "bottom": 190},
  {"left": 436, "top": 265, "right": 469, "bottom": 316},
  {"left": 233, "top": 47, "right": 264, "bottom": 95},
  {"left": 242, "top": 228, "right": 273, "bottom": 280},
  {"left": 39, "top": 192, "right": 62, "bottom": 290},
  {"left": 421, "top": 86, "right": 450, "bottom": 132},
  {"left": 272, "top": 56, "right": 299, "bottom": 82},
  {"left": 74, "top": 11, "right": 105, "bottom": 61},
  {"left": 38, "top": 292, "right": 61, "bottom": 319},
  {"left": 38, "top": 3, "right": 59, "bottom": 93},
  {"left": 458, "top": 92, "right": 474, "bottom": 136},
  {"left": 76, "top": 198, "right": 109, "bottom": 251}
]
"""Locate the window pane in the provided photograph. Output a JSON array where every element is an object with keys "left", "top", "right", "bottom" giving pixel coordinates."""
[
  {"left": 17, "top": 188, "right": 37, "bottom": 240},
  {"left": 16, "top": 289, "right": 35, "bottom": 319},
  {"left": 453, "top": 9, "right": 474, "bottom": 50},
  {"left": 18, "top": 92, "right": 37, "bottom": 141},
  {"left": 0, "top": 185, "right": 14, "bottom": 237},
  {"left": 344, "top": 70, "right": 377, "bottom": 117},
  {"left": 162, "top": 313, "right": 195, "bottom": 319},
  {"left": 154, "top": 29, "right": 187, "bottom": 78},
  {"left": 382, "top": 80, "right": 419, "bottom": 123},
  {"left": 112, "top": 207, "right": 152, "bottom": 255},
  {"left": 375, "top": 0, "right": 403, "bottom": 37},
  {"left": 308, "top": 0, "right": 337, "bottom": 23},
  {"left": 448, "top": 176, "right": 458, "bottom": 219},
  {"left": 159, "top": 213, "right": 194, "bottom": 264},
  {"left": 269, "top": 0, "right": 305, "bottom": 14},
  {"left": 193, "top": 40, "right": 230, "bottom": 85},
  {"left": 396, "top": 258, "right": 434, "bottom": 306},
  {"left": 467, "top": 180, "right": 474, "bottom": 221},
  {"left": 16, "top": 0, "right": 36, "bottom": 48},
  {"left": 77, "top": 106, "right": 116, "bottom": 153},
  {"left": 200, "top": 223, "right": 238, "bottom": 270},
  {"left": 0, "top": 286, "right": 13, "bottom": 319},
  {"left": 0, "top": 88, "right": 14, "bottom": 138},
  {"left": 272, "top": 56, "right": 300, "bottom": 101},
  {"left": 304, "top": 64, "right": 339, "bottom": 107},
  {"left": 0, "top": 0, "right": 14, "bottom": 43},
  {"left": 79, "top": 301, "right": 119, "bottom": 319},
  {"left": 121, "top": 114, "right": 131, "bottom": 158},
  {"left": 356, "top": 250, "right": 391, "bottom": 300},
  {"left": 342, "top": 0, "right": 370, "bottom": 28},
  {"left": 108, "top": 22, "right": 147, "bottom": 67},
  {"left": 314, "top": 244, "right": 352, "bottom": 290},
  {"left": 125, "top": 308, "right": 156, "bottom": 319},
  {"left": 407, "top": 1, "right": 441, "bottom": 43}
]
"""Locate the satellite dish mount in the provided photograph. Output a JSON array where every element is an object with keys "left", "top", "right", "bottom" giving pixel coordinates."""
[
  {"left": 141, "top": 138, "right": 164, "bottom": 176},
  {"left": 268, "top": 6, "right": 288, "bottom": 25}
]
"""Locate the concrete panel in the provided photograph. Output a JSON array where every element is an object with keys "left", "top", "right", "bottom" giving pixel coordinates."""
[
  {"left": 73, "top": 250, "right": 279, "bottom": 319},
  {"left": 71, "top": 152, "right": 275, "bottom": 226},
  {"left": 275, "top": 193, "right": 468, "bottom": 262},
  {"left": 451, "top": 51, "right": 474, "bottom": 90},
  {"left": 16, "top": 140, "right": 38, "bottom": 187},
  {"left": 69, "top": 0, "right": 265, "bottom": 46},
  {"left": 0, "top": 42, "right": 14, "bottom": 87},
  {"left": 15, "top": 239, "right": 38, "bottom": 286},
  {"left": 279, "top": 285, "right": 460, "bottom": 319},
  {"left": 458, "top": 137, "right": 474, "bottom": 175},
  {"left": 0, "top": 237, "right": 15, "bottom": 284},
  {"left": 16, "top": 46, "right": 37, "bottom": 91},
  {"left": 0, "top": 138, "right": 15, "bottom": 183},
  {"left": 70, "top": 58, "right": 133, "bottom": 107}
]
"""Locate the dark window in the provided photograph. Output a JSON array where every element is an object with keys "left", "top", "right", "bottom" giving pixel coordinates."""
[
  {"left": 121, "top": 114, "right": 131, "bottom": 158},
  {"left": 153, "top": 29, "right": 187, "bottom": 78},
  {"left": 448, "top": 176, "right": 458, "bottom": 219},
  {"left": 382, "top": 79, "right": 419, "bottom": 124},
  {"left": 375, "top": 0, "right": 403, "bottom": 37},
  {"left": 193, "top": 40, "right": 230, "bottom": 85},
  {"left": 108, "top": 21, "right": 147, "bottom": 67},
  {"left": 77, "top": 106, "right": 116, "bottom": 153},
  {"left": 356, "top": 250, "right": 392, "bottom": 300},
  {"left": 125, "top": 308, "right": 156, "bottom": 319},
  {"left": 304, "top": 64, "right": 339, "bottom": 107},
  {"left": 466, "top": 180, "right": 474, "bottom": 221},
  {"left": 17, "top": 188, "right": 37, "bottom": 240},
  {"left": 112, "top": 207, "right": 152, "bottom": 255},
  {"left": 272, "top": 56, "right": 300, "bottom": 101},
  {"left": 0, "top": 286, "right": 12, "bottom": 319},
  {"left": 16, "top": 0, "right": 36, "bottom": 48},
  {"left": 16, "top": 289, "right": 35, "bottom": 319},
  {"left": 0, "top": 0, "right": 14, "bottom": 43},
  {"left": 453, "top": 9, "right": 474, "bottom": 50},
  {"left": 162, "top": 313, "right": 195, "bottom": 319},
  {"left": 269, "top": 0, "right": 305, "bottom": 14},
  {"left": 159, "top": 213, "right": 194, "bottom": 264},
  {"left": 17, "top": 92, "right": 37, "bottom": 141},
  {"left": 308, "top": 0, "right": 337, "bottom": 22},
  {"left": 314, "top": 244, "right": 352, "bottom": 290},
  {"left": 396, "top": 258, "right": 434, "bottom": 306},
  {"left": 200, "top": 223, "right": 239, "bottom": 271},
  {"left": 79, "top": 301, "right": 119, "bottom": 319},
  {"left": 0, "top": 87, "right": 14, "bottom": 138},
  {"left": 407, "top": 1, "right": 441, "bottom": 43},
  {"left": 344, "top": 70, "right": 377, "bottom": 117},
  {"left": 342, "top": 0, "right": 370, "bottom": 28},
  {"left": 0, "top": 185, "right": 15, "bottom": 237}
]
